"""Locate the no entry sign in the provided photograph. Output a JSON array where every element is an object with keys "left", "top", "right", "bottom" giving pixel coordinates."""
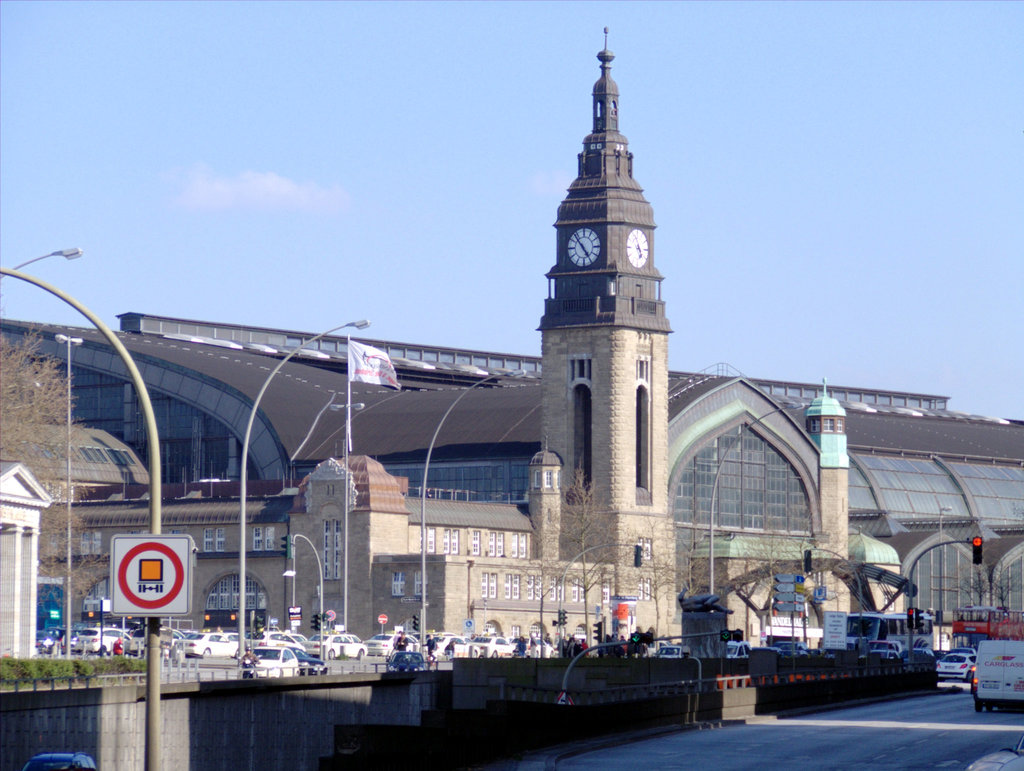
[{"left": 111, "top": 534, "right": 194, "bottom": 615}]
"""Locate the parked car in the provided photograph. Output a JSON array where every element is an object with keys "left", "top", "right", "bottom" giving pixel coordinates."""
[
  {"left": 774, "top": 641, "right": 811, "bottom": 658},
  {"left": 965, "top": 734, "right": 1024, "bottom": 771},
  {"left": 468, "top": 636, "right": 516, "bottom": 658},
  {"left": 246, "top": 646, "right": 301, "bottom": 678},
  {"left": 868, "top": 640, "right": 903, "bottom": 660},
  {"left": 262, "top": 632, "right": 307, "bottom": 653},
  {"left": 126, "top": 626, "right": 186, "bottom": 656},
  {"left": 727, "top": 641, "right": 751, "bottom": 658},
  {"left": 310, "top": 633, "right": 367, "bottom": 660},
  {"left": 21, "top": 752, "right": 97, "bottom": 770},
  {"left": 366, "top": 632, "right": 418, "bottom": 658},
  {"left": 180, "top": 631, "right": 239, "bottom": 658},
  {"left": 70, "top": 627, "right": 124, "bottom": 655},
  {"left": 387, "top": 651, "right": 426, "bottom": 672},
  {"left": 654, "top": 644, "right": 687, "bottom": 659},
  {"left": 936, "top": 652, "right": 976, "bottom": 681},
  {"left": 293, "top": 648, "right": 329, "bottom": 676},
  {"left": 439, "top": 635, "right": 472, "bottom": 659}
]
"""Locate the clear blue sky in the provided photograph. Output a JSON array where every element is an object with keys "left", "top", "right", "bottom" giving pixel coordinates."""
[{"left": 2, "top": 2, "right": 1021, "bottom": 419}]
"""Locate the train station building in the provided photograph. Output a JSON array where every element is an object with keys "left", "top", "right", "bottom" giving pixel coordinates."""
[{"left": 2, "top": 44, "right": 1021, "bottom": 649}]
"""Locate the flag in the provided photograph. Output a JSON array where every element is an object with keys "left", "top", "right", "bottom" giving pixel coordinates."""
[{"left": 347, "top": 339, "right": 400, "bottom": 391}]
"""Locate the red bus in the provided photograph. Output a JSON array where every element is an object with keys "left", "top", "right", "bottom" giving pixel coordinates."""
[{"left": 952, "top": 606, "right": 1024, "bottom": 646}]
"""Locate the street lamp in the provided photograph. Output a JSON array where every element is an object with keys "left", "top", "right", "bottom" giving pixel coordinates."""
[
  {"left": 708, "top": 401, "right": 799, "bottom": 594},
  {"left": 237, "top": 319, "right": 368, "bottom": 662},
  {"left": 419, "top": 371, "right": 525, "bottom": 649},
  {"left": 11, "top": 248, "right": 83, "bottom": 272},
  {"left": 289, "top": 534, "right": 324, "bottom": 660},
  {"left": 55, "top": 334, "right": 83, "bottom": 658}
]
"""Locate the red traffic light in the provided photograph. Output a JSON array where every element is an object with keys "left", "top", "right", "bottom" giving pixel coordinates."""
[{"left": 972, "top": 536, "right": 983, "bottom": 565}]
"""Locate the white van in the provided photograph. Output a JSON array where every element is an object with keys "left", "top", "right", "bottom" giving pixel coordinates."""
[{"left": 973, "top": 639, "right": 1024, "bottom": 712}]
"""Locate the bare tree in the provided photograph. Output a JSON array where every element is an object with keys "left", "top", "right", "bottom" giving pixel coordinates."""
[
  {"left": 1, "top": 332, "right": 104, "bottom": 617},
  {"left": 559, "top": 469, "right": 615, "bottom": 641},
  {"left": 624, "top": 518, "right": 679, "bottom": 636}
]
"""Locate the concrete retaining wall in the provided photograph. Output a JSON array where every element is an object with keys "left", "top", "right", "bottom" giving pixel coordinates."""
[{"left": 1, "top": 673, "right": 443, "bottom": 771}]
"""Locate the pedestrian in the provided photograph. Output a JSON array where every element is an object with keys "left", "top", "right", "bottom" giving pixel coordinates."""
[
  {"left": 515, "top": 636, "right": 527, "bottom": 657},
  {"left": 395, "top": 633, "right": 408, "bottom": 651},
  {"left": 112, "top": 637, "right": 124, "bottom": 656},
  {"left": 426, "top": 634, "right": 437, "bottom": 665}
]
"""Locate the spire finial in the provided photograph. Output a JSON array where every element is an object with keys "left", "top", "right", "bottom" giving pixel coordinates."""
[
  {"left": 822, "top": 377, "right": 829, "bottom": 397},
  {"left": 604, "top": 27, "right": 609, "bottom": 49}
]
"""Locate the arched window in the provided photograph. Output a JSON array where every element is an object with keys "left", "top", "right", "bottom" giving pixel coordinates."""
[
  {"left": 573, "top": 384, "right": 593, "bottom": 484},
  {"left": 205, "top": 574, "right": 266, "bottom": 611},
  {"left": 635, "top": 385, "right": 649, "bottom": 490},
  {"left": 673, "top": 431, "right": 810, "bottom": 534}
]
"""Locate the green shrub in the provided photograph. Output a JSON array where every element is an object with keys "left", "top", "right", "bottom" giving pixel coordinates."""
[{"left": 1, "top": 656, "right": 145, "bottom": 683}]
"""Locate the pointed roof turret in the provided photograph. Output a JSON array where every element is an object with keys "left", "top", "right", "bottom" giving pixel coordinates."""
[{"left": 593, "top": 29, "right": 619, "bottom": 134}]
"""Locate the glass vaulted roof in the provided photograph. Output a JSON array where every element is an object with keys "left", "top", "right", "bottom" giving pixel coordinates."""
[{"left": 851, "top": 454, "right": 1024, "bottom": 524}]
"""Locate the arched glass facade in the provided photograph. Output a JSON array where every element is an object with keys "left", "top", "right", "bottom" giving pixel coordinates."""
[
  {"left": 205, "top": 574, "right": 267, "bottom": 611},
  {"left": 673, "top": 431, "right": 811, "bottom": 534}
]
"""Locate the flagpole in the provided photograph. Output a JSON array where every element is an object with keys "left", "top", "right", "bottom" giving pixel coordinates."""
[{"left": 344, "top": 330, "right": 352, "bottom": 633}]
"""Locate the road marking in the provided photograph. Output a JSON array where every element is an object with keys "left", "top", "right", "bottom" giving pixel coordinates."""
[{"left": 777, "top": 719, "right": 1023, "bottom": 733}]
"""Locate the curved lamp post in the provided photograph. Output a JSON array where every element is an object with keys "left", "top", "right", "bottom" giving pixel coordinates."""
[
  {"left": 419, "top": 371, "right": 524, "bottom": 649},
  {"left": 11, "top": 247, "right": 83, "bottom": 272},
  {"left": 237, "top": 319, "right": 368, "bottom": 659},
  {"left": 708, "top": 401, "right": 799, "bottom": 594},
  {"left": 2, "top": 267, "right": 162, "bottom": 771}
]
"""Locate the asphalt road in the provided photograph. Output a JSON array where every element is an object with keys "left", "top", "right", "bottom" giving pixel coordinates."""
[{"left": 505, "top": 684, "right": 1023, "bottom": 770}]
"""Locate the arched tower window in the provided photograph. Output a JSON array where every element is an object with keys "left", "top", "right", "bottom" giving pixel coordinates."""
[
  {"left": 573, "top": 384, "right": 593, "bottom": 484},
  {"left": 635, "top": 385, "right": 649, "bottom": 490}
]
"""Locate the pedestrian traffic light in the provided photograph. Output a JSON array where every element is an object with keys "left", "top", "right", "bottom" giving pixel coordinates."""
[
  {"left": 281, "top": 534, "right": 292, "bottom": 559},
  {"left": 593, "top": 620, "right": 604, "bottom": 644},
  {"left": 411, "top": 614, "right": 420, "bottom": 632},
  {"left": 972, "top": 536, "right": 983, "bottom": 565},
  {"left": 803, "top": 549, "right": 813, "bottom": 574},
  {"left": 634, "top": 544, "right": 643, "bottom": 568}
]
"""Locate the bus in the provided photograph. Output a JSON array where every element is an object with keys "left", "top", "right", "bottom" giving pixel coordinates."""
[
  {"left": 846, "top": 612, "right": 933, "bottom": 653},
  {"left": 952, "top": 606, "right": 1024, "bottom": 647}
]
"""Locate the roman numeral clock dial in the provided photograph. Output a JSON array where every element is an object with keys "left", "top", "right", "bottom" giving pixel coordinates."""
[{"left": 567, "top": 227, "right": 601, "bottom": 267}]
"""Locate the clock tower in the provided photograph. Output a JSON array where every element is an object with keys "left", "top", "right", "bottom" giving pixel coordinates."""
[{"left": 539, "top": 40, "right": 671, "bottom": 537}]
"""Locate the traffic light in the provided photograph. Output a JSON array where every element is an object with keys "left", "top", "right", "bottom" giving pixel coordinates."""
[
  {"left": 557, "top": 609, "right": 567, "bottom": 627},
  {"left": 252, "top": 616, "right": 265, "bottom": 638},
  {"left": 972, "top": 536, "right": 983, "bottom": 565},
  {"left": 907, "top": 607, "right": 918, "bottom": 630},
  {"left": 634, "top": 544, "right": 643, "bottom": 568},
  {"left": 411, "top": 614, "right": 420, "bottom": 633},
  {"left": 593, "top": 620, "right": 604, "bottom": 644},
  {"left": 803, "top": 549, "right": 813, "bottom": 574},
  {"left": 281, "top": 534, "right": 292, "bottom": 559},
  {"left": 720, "top": 629, "right": 732, "bottom": 642},
  {"left": 311, "top": 613, "right": 321, "bottom": 632},
  {"left": 731, "top": 629, "right": 744, "bottom": 642}
]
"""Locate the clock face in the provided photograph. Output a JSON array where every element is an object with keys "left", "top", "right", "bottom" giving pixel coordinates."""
[
  {"left": 626, "top": 229, "right": 649, "bottom": 268},
  {"left": 567, "top": 227, "right": 601, "bottom": 267}
]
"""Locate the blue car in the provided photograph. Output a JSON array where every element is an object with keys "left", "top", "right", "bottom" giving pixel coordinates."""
[{"left": 21, "top": 752, "right": 97, "bottom": 770}]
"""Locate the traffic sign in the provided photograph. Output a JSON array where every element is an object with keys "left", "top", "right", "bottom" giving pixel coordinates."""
[
  {"left": 464, "top": 618, "right": 475, "bottom": 632},
  {"left": 111, "top": 534, "right": 193, "bottom": 615},
  {"left": 774, "top": 582, "right": 796, "bottom": 593},
  {"left": 325, "top": 609, "right": 337, "bottom": 623},
  {"left": 377, "top": 613, "right": 388, "bottom": 626},
  {"left": 556, "top": 691, "right": 574, "bottom": 706},
  {"left": 774, "top": 592, "right": 804, "bottom": 603},
  {"left": 775, "top": 574, "right": 804, "bottom": 584},
  {"left": 774, "top": 602, "right": 805, "bottom": 613}
]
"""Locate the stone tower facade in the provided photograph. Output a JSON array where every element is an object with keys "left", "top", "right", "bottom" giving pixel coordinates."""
[
  {"left": 538, "top": 41, "right": 673, "bottom": 595},
  {"left": 806, "top": 381, "right": 850, "bottom": 584}
]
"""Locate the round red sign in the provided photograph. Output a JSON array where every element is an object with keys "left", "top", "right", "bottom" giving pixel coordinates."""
[{"left": 377, "top": 613, "right": 388, "bottom": 625}]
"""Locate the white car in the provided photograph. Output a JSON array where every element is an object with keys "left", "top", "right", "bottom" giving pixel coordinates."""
[
  {"left": 262, "top": 632, "right": 307, "bottom": 652},
  {"left": 311, "top": 633, "right": 367, "bottom": 660},
  {"left": 127, "top": 627, "right": 186, "bottom": 656},
  {"left": 180, "top": 632, "right": 239, "bottom": 658},
  {"left": 468, "top": 636, "right": 516, "bottom": 658},
  {"left": 245, "top": 646, "right": 301, "bottom": 678},
  {"left": 654, "top": 644, "right": 687, "bottom": 659},
  {"left": 71, "top": 628, "right": 124, "bottom": 655},
  {"left": 439, "top": 636, "right": 472, "bottom": 659},
  {"left": 727, "top": 641, "right": 751, "bottom": 658},
  {"left": 366, "top": 633, "right": 418, "bottom": 657}
]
